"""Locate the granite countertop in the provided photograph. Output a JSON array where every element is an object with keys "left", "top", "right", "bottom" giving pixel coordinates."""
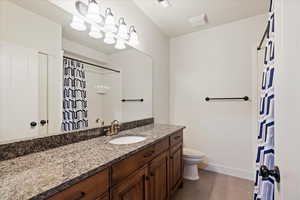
[{"left": 0, "top": 124, "right": 184, "bottom": 200}]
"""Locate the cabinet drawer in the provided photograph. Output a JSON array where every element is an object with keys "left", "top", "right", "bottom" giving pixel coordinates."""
[
  {"left": 153, "top": 137, "right": 169, "bottom": 156},
  {"left": 170, "top": 131, "right": 183, "bottom": 146},
  {"left": 112, "top": 145, "right": 155, "bottom": 185},
  {"left": 111, "top": 137, "right": 169, "bottom": 185},
  {"left": 49, "top": 169, "right": 109, "bottom": 200}
]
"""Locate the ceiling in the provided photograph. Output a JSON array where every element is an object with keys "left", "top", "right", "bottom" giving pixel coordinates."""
[{"left": 133, "top": 0, "right": 269, "bottom": 37}]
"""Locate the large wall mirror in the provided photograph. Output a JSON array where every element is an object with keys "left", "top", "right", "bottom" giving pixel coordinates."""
[{"left": 0, "top": 0, "right": 153, "bottom": 143}]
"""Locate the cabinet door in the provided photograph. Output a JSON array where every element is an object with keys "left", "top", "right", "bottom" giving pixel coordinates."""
[
  {"left": 111, "top": 166, "right": 149, "bottom": 200},
  {"left": 170, "top": 143, "right": 183, "bottom": 193},
  {"left": 0, "top": 44, "right": 40, "bottom": 141},
  {"left": 149, "top": 151, "right": 169, "bottom": 200},
  {"left": 96, "top": 193, "right": 109, "bottom": 200}
]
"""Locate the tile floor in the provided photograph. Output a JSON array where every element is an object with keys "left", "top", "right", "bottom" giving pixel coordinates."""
[{"left": 172, "top": 170, "right": 253, "bottom": 200}]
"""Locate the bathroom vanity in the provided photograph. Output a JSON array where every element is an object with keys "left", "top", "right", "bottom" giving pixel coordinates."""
[{"left": 0, "top": 124, "right": 184, "bottom": 200}]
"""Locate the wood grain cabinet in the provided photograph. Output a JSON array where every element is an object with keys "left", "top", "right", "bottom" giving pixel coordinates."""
[
  {"left": 49, "top": 130, "right": 183, "bottom": 200},
  {"left": 149, "top": 151, "right": 169, "bottom": 200},
  {"left": 96, "top": 193, "right": 109, "bottom": 200},
  {"left": 48, "top": 168, "right": 109, "bottom": 200},
  {"left": 111, "top": 166, "right": 149, "bottom": 200},
  {"left": 170, "top": 143, "right": 183, "bottom": 195}
]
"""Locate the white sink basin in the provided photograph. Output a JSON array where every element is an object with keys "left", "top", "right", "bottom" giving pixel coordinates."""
[{"left": 109, "top": 136, "right": 146, "bottom": 145}]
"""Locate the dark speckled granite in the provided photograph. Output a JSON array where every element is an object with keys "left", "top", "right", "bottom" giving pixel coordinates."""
[
  {"left": 0, "top": 118, "right": 154, "bottom": 161},
  {"left": 0, "top": 123, "right": 185, "bottom": 200}
]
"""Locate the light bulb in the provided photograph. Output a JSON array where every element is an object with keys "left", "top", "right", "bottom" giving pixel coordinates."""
[
  {"left": 89, "top": 25, "right": 103, "bottom": 39},
  {"left": 104, "top": 8, "right": 117, "bottom": 33},
  {"left": 129, "top": 26, "right": 139, "bottom": 46},
  {"left": 104, "top": 32, "right": 115, "bottom": 44},
  {"left": 86, "top": 0, "right": 102, "bottom": 23},
  {"left": 115, "top": 39, "right": 126, "bottom": 50},
  {"left": 70, "top": 15, "right": 86, "bottom": 31},
  {"left": 117, "top": 18, "right": 129, "bottom": 40}
]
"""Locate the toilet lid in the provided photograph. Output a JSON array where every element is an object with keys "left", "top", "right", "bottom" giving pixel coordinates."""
[{"left": 183, "top": 148, "right": 205, "bottom": 159}]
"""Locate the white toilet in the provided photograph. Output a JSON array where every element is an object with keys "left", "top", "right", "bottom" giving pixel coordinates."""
[{"left": 183, "top": 148, "right": 205, "bottom": 180}]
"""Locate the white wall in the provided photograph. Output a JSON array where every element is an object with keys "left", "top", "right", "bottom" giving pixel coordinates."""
[
  {"left": 107, "top": 2, "right": 170, "bottom": 123},
  {"left": 86, "top": 67, "right": 122, "bottom": 127},
  {"left": 101, "top": 73, "right": 122, "bottom": 124},
  {"left": 275, "top": 0, "right": 300, "bottom": 199},
  {"left": 62, "top": 38, "right": 109, "bottom": 65},
  {"left": 0, "top": 0, "right": 61, "bottom": 55},
  {"left": 170, "top": 15, "right": 266, "bottom": 180},
  {"left": 86, "top": 69, "right": 104, "bottom": 128},
  {"left": 109, "top": 49, "right": 153, "bottom": 122}
]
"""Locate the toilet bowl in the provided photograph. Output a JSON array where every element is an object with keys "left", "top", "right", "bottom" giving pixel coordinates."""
[{"left": 183, "top": 148, "right": 205, "bottom": 180}]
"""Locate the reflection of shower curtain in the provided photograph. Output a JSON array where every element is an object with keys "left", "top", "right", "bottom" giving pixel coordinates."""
[
  {"left": 62, "top": 57, "right": 88, "bottom": 131},
  {"left": 254, "top": 0, "right": 275, "bottom": 200}
]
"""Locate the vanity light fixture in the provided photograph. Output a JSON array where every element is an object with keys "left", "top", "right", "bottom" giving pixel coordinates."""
[
  {"left": 129, "top": 26, "right": 139, "bottom": 46},
  {"left": 89, "top": 24, "right": 103, "bottom": 39},
  {"left": 86, "top": 0, "right": 102, "bottom": 23},
  {"left": 158, "top": 0, "right": 171, "bottom": 8},
  {"left": 70, "top": 15, "right": 86, "bottom": 31},
  {"left": 117, "top": 18, "right": 129, "bottom": 40},
  {"left": 70, "top": 0, "right": 139, "bottom": 49},
  {"left": 115, "top": 38, "right": 126, "bottom": 50},
  {"left": 104, "top": 8, "right": 117, "bottom": 33},
  {"left": 104, "top": 32, "right": 116, "bottom": 44}
]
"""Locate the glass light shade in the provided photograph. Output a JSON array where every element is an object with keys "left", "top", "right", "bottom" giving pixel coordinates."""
[
  {"left": 89, "top": 25, "right": 103, "bottom": 39},
  {"left": 104, "top": 32, "right": 115, "bottom": 44},
  {"left": 117, "top": 23, "right": 129, "bottom": 40},
  {"left": 104, "top": 9, "right": 117, "bottom": 33},
  {"left": 70, "top": 15, "right": 86, "bottom": 31},
  {"left": 115, "top": 39, "right": 126, "bottom": 50},
  {"left": 129, "top": 30, "right": 139, "bottom": 46},
  {"left": 86, "top": 0, "right": 102, "bottom": 23},
  {"left": 104, "top": 24, "right": 117, "bottom": 33}
]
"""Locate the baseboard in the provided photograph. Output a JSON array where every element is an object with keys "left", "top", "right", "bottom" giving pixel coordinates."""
[{"left": 198, "top": 163, "right": 254, "bottom": 181}]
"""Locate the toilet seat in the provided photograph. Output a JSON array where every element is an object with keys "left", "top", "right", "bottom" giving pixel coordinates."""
[{"left": 183, "top": 148, "right": 205, "bottom": 159}]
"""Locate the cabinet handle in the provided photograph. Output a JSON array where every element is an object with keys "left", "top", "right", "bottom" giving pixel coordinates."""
[
  {"left": 30, "top": 121, "right": 37, "bottom": 127},
  {"left": 174, "top": 135, "right": 181, "bottom": 140},
  {"left": 40, "top": 120, "right": 47, "bottom": 126},
  {"left": 145, "top": 176, "right": 150, "bottom": 181},
  {"left": 144, "top": 150, "right": 155, "bottom": 158},
  {"left": 73, "top": 192, "right": 86, "bottom": 200},
  {"left": 150, "top": 172, "right": 155, "bottom": 177},
  {"left": 170, "top": 156, "right": 174, "bottom": 159}
]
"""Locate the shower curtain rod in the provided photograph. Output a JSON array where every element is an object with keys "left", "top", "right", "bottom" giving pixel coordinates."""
[
  {"left": 63, "top": 56, "right": 120, "bottom": 73},
  {"left": 257, "top": 23, "right": 270, "bottom": 51}
]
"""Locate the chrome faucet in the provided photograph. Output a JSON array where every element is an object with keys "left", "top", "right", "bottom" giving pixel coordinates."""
[{"left": 105, "top": 120, "right": 120, "bottom": 136}]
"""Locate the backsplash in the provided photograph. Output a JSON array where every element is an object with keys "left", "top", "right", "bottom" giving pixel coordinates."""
[{"left": 0, "top": 118, "right": 154, "bottom": 161}]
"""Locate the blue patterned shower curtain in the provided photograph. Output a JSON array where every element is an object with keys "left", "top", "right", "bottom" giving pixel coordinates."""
[
  {"left": 254, "top": 0, "right": 275, "bottom": 199},
  {"left": 62, "top": 57, "right": 88, "bottom": 131}
]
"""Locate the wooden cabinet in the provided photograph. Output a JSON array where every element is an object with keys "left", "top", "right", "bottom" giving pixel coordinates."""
[
  {"left": 96, "top": 193, "right": 109, "bottom": 200},
  {"left": 170, "top": 143, "right": 183, "bottom": 195},
  {"left": 111, "top": 137, "right": 169, "bottom": 186},
  {"left": 50, "top": 130, "right": 183, "bottom": 200},
  {"left": 111, "top": 166, "right": 149, "bottom": 200},
  {"left": 170, "top": 131, "right": 183, "bottom": 146},
  {"left": 48, "top": 169, "right": 109, "bottom": 200},
  {"left": 149, "top": 151, "right": 169, "bottom": 200}
]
